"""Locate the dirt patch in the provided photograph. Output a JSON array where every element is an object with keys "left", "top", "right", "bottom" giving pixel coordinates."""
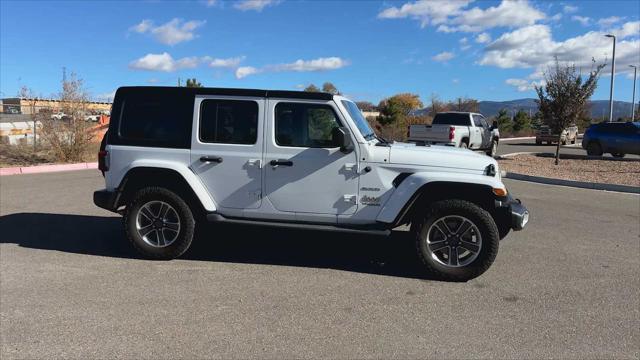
[{"left": 498, "top": 154, "right": 640, "bottom": 187}]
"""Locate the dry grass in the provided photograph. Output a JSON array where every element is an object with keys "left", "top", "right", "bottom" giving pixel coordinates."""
[
  {"left": 498, "top": 154, "right": 640, "bottom": 187},
  {"left": 0, "top": 142, "right": 100, "bottom": 168}
]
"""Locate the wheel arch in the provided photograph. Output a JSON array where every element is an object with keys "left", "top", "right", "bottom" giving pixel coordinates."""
[{"left": 115, "top": 166, "right": 216, "bottom": 217}]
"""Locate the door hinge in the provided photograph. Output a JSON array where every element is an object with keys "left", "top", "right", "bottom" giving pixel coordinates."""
[
  {"left": 344, "top": 163, "right": 357, "bottom": 172},
  {"left": 247, "top": 159, "right": 262, "bottom": 168}
]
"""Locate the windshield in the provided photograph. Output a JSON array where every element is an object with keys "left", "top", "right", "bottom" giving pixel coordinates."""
[
  {"left": 432, "top": 113, "right": 471, "bottom": 126},
  {"left": 341, "top": 100, "right": 375, "bottom": 140}
]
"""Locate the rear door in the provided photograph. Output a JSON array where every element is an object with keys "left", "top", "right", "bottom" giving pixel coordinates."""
[
  {"left": 470, "top": 115, "right": 484, "bottom": 149},
  {"left": 190, "top": 96, "right": 264, "bottom": 210},
  {"left": 263, "top": 99, "right": 359, "bottom": 217}
]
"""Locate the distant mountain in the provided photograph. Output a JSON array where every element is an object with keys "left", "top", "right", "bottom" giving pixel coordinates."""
[
  {"left": 413, "top": 98, "right": 637, "bottom": 120},
  {"left": 479, "top": 98, "right": 636, "bottom": 120}
]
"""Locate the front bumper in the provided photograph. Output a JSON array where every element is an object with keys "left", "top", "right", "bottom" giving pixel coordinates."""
[
  {"left": 93, "top": 189, "right": 120, "bottom": 213},
  {"left": 496, "top": 195, "right": 529, "bottom": 231}
]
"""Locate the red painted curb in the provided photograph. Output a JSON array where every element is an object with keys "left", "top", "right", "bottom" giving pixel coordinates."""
[{"left": 0, "top": 162, "right": 98, "bottom": 176}]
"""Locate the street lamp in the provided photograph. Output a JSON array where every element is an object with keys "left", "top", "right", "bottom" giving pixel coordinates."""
[
  {"left": 605, "top": 34, "right": 616, "bottom": 122},
  {"left": 630, "top": 65, "right": 637, "bottom": 121}
]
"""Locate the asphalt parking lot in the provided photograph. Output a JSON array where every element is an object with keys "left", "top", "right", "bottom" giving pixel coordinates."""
[
  {"left": 497, "top": 137, "right": 640, "bottom": 159},
  {"left": 1, "top": 170, "right": 639, "bottom": 359}
]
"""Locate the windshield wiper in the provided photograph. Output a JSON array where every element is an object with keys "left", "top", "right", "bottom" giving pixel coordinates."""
[{"left": 374, "top": 134, "right": 391, "bottom": 146}]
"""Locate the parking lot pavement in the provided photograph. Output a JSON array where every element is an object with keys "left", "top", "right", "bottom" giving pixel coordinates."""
[{"left": 1, "top": 170, "right": 639, "bottom": 359}]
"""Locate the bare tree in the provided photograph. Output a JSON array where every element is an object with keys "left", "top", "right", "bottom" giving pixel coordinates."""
[
  {"left": 535, "top": 58, "right": 605, "bottom": 164},
  {"left": 39, "top": 72, "right": 95, "bottom": 162}
]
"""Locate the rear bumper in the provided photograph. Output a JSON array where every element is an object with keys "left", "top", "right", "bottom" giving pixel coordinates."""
[
  {"left": 495, "top": 195, "right": 529, "bottom": 231},
  {"left": 93, "top": 189, "right": 120, "bottom": 213}
]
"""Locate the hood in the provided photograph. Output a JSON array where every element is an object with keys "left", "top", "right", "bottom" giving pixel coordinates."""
[{"left": 387, "top": 142, "right": 496, "bottom": 172}]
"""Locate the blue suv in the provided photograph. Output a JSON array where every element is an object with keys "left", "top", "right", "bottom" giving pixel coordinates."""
[{"left": 582, "top": 122, "right": 640, "bottom": 158}]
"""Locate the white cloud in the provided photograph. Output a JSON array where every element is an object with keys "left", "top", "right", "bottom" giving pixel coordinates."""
[
  {"left": 130, "top": 19, "right": 153, "bottom": 33},
  {"left": 479, "top": 21, "right": 640, "bottom": 79},
  {"left": 235, "top": 66, "right": 261, "bottom": 79},
  {"left": 206, "top": 56, "right": 246, "bottom": 68},
  {"left": 377, "top": 0, "right": 471, "bottom": 28},
  {"left": 234, "top": 0, "right": 281, "bottom": 12},
  {"left": 505, "top": 78, "right": 545, "bottom": 92},
  {"left": 379, "top": 0, "right": 546, "bottom": 33},
  {"left": 598, "top": 16, "right": 623, "bottom": 28},
  {"left": 205, "top": 0, "right": 217, "bottom": 7},
  {"left": 459, "top": 37, "right": 471, "bottom": 50},
  {"left": 235, "top": 57, "right": 349, "bottom": 79},
  {"left": 563, "top": 5, "right": 578, "bottom": 14},
  {"left": 432, "top": 51, "right": 455, "bottom": 62},
  {"left": 129, "top": 18, "right": 206, "bottom": 45},
  {"left": 452, "top": 78, "right": 460, "bottom": 84},
  {"left": 129, "top": 53, "right": 202, "bottom": 72},
  {"left": 475, "top": 32, "right": 491, "bottom": 43},
  {"left": 571, "top": 15, "right": 591, "bottom": 26},
  {"left": 550, "top": 13, "right": 562, "bottom": 22}
]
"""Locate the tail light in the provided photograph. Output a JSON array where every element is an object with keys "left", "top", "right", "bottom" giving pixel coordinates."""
[
  {"left": 449, "top": 126, "right": 455, "bottom": 141},
  {"left": 98, "top": 150, "right": 109, "bottom": 173}
]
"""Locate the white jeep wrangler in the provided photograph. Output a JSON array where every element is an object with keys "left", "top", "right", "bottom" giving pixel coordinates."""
[{"left": 94, "top": 87, "right": 528, "bottom": 281}]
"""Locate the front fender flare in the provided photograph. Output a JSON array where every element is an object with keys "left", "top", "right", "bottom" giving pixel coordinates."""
[{"left": 376, "top": 171, "right": 504, "bottom": 224}]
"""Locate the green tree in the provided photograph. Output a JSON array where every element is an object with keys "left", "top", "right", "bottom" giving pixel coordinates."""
[
  {"left": 377, "top": 93, "right": 423, "bottom": 126},
  {"left": 303, "top": 84, "right": 320, "bottom": 92},
  {"left": 535, "top": 59, "right": 605, "bottom": 164},
  {"left": 495, "top": 109, "right": 512, "bottom": 133},
  {"left": 512, "top": 110, "right": 531, "bottom": 132},
  {"left": 186, "top": 78, "right": 202, "bottom": 88},
  {"left": 321, "top": 82, "right": 340, "bottom": 95}
]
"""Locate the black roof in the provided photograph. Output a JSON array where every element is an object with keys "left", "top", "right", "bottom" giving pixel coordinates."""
[{"left": 115, "top": 86, "right": 334, "bottom": 101}]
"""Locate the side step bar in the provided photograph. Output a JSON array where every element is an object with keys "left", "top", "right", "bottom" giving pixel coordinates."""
[{"left": 206, "top": 214, "right": 391, "bottom": 236}]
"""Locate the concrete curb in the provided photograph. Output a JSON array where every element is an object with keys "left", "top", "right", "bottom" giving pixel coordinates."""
[
  {"left": 0, "top": 162, "right": 98, "bottom": 176},
  {"left": 500, "top": 136, "right": 535, "bottom": 141},
  {"left": 504, "top": 172, "right": 639, "bottom": 194}
]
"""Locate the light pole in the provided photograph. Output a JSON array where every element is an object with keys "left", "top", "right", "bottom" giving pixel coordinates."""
[
  {"left": 605, "top": 34, "right": 616, "bottom": 122},
  {"left": 630, "top": 65, "right": 637, "bottom": 121}
]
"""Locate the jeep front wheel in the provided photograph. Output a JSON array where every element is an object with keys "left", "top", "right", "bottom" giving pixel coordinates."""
[
  {"left": 124, "top": 187, "right": 195, "bottom": 260},
  {"left": 412, "top": 200, "right": 499, "bottom": 281}
]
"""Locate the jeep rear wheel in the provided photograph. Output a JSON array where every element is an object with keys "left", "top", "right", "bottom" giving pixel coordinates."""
[
  {"left": 124, "top": 187, "right": 195, "bottom": 260},
  {"left": 412, "top": 200, "right": 499, "bottom": 281}
]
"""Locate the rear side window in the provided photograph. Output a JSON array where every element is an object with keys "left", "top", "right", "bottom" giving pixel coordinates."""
[
  {"left": 433, "top": 113, "right": 471, "bottom": 126},
  {"left": 275, "top": 102, "right": 341, "bottom": 148},
  {"left": 199, "top": 100, "right": 258, "bottom": 145},
  {"left": 114, "top": 90, "right": 193, "bottom": 148}
]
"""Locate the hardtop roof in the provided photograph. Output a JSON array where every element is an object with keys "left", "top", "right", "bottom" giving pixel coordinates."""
[{"left": 114, "top": 86, "right": 334, "bottom": 101}]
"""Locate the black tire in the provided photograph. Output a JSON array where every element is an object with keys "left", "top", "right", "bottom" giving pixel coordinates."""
[
  {"left": 571, "top": 137, "right": 576, "bottom": 144},
  {"left": 124, "top": 187, "right": 195, "bottom": 260},
  {"left": 586, "top": 141, "right": 603, "bottom": 156},
  {"left": 486, "top": 140, "right": 498, "bottom": 157},
  {"left": 412, "top": 200, "right": 499, "bottom": 282},
  {"left": 561, "top": 139, "right": 567, "bottom": 145},
  {"left": 612, "top": 153, "right": 625, "bottom": 158},
  {"left": 535, "top": 139, "right": 542, "bottom": 145},
  {"left": 460, "top": 141, "right": 469, "bottom": 149}
]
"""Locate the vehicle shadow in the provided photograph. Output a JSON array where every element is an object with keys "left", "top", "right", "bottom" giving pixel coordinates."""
[{"left": 0, "top": 213, "right": 436, "bottom": 281}]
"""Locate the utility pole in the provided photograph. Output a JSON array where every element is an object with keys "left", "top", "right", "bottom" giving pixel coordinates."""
[
  {"left": 630, "top": 65, "right": 637, "bottom": 121},
  {"left": 605, "top": 34, "right": 616, "bottom": 122}
]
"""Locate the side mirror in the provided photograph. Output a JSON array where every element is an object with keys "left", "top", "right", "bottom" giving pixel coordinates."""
[{"left": 333, "top": 126, "right": 354, "bottom": 153}]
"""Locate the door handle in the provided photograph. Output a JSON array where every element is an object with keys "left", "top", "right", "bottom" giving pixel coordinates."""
[
  {"left": 200, "top": 156, "right": 223, "bottom": 163},
  {"left": 270, "top": 159, "right": 293, "bottom": 167}
]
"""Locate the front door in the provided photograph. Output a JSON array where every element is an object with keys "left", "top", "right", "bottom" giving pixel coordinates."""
[
  {"left": 190, "top": 96, "right": 264, "bottom": 209},
  {"left": 264, "top": 100, "right": 359, "bottom": 215}
]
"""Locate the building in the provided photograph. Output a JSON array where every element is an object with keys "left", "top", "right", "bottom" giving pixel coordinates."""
[{"left": 1, "top": 97, "right": 112, "bottom": 115}]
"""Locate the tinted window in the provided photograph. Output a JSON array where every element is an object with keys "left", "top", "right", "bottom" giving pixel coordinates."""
[
  {"left": 199, "top": 100, "right": 258, "bottom": 144},
  {"left": 472, "top": 115, "right": 483, "bottom": 127},
  {"left": 116, "top": 90, "right": 192, "bottom": 148},
  {"left": 433, "top": 113, "right": 471, "bottom": 126},
  {"left": 275, "top": 103, "right": 341, "bottom": 148}
]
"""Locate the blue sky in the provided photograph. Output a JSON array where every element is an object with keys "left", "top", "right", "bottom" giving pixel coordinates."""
[{"left": 1, "top": 0, "right": 639, "bottom": 104}]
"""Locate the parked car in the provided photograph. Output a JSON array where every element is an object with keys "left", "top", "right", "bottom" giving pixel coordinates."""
[
  {"left": 51, "top": 112, "right": 67, "bottom": 120},
  {"left": 535, "top": 125, "right": 578, "bottom": 145},
  {"left": 582, "top": 121, "right": 640, "bottom": 157},
  {"left": 84, "top": 114, "right": 100, "bottom": 122},
  {"left": 407, "top": 112, "right": 500, "bottom": 157},
  {"left": 93, "top": 86, "right": 528, "bottom": 281}
]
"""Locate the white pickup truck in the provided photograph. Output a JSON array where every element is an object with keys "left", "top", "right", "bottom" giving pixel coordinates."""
[{"left": 408, "top": 112, "right": 500, "bottom": 157}]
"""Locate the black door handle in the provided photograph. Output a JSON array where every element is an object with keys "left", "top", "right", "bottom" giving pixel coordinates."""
[
  {"left": 270, "top": 159, "right": 293, "bottom": 167},
  {"left": 200, "top": 156, "right": 223, "bottom": 163}
]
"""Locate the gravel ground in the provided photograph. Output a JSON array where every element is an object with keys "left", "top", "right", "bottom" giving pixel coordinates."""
[{"left": 498, "top": 154, "right": 640, "bottom": 187}]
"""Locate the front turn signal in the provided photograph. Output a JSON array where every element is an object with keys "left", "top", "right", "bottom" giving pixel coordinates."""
[{"left": 493, "top": 188, "right": 508, "bottom": 197}]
